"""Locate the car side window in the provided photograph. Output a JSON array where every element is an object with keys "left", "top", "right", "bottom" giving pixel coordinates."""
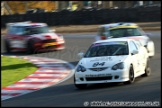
[
  {"left": 134, "top": 28, "right": 143, "bottom": 36},
  {"left": 134, "top": 40, "right": 142, "bottom": 49},
  {"left": 129, "top": 41, "right": 138, "bottom": 52},
  {"left": 8, "top": 26, "right": 16, "bottom": 34},
  {"left": 7, "top": 26, "right": 25, "bottom": 35},
  {"left": 137, "top": 27, "right": 145, "bottom": 35}
]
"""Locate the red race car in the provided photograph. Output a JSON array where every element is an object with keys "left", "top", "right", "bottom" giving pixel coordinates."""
[{"left": 4, "top": 21, "right": 65, "bottom": 54}]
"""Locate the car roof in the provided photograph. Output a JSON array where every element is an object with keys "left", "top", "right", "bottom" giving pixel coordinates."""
[
  {"left": 99, "top": 22, "right": 138, "bottom": 29},
  {"left": 94, "top": 38, "right": 133, "bottom": 44},
  {"left": 6, "top": 21, "right": 47, "bottom": 27},
  {"left": 109, "top": 25, "right": 138, "bottom": 30}
]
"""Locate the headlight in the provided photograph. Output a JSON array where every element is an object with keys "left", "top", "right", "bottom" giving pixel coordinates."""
[
  {"left": 76, "top": 65, "right": 86, "bottom": 72},
  {"left": 112, "top": 62, "right": 124, "bottom": 70}
]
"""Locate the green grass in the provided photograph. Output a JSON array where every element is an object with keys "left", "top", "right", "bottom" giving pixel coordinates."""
[{"left": 1, "top": 56, "right": 37, "bottom": 88}]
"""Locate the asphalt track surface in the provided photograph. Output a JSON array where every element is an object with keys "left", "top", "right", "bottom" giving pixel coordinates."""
[{"left": 1, "top": 31, "right": 161, "bottom": 107}]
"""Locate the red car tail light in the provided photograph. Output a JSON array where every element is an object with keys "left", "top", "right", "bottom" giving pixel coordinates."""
[{"left": 101, "top": 36, "right": 106, "bottom": 40}]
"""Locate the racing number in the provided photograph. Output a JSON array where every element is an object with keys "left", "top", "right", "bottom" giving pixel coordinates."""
[{"left": 93, "top": 62, "right": 105, "bottom": 67}]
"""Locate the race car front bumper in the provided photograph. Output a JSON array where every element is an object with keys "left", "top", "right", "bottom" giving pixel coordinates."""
[
  {"left": 74, "top": 68, "right": 130, "bottom": 84},
  {"left": 34, "top": 40, "right": 65, "bottom": 51}
]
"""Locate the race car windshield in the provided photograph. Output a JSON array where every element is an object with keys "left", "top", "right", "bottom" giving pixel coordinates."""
[
  {"left": 24, "top": 26, "right": 50, "bottom": 35},
  {"left": 8, "top": 26, "right": 50, "bottom": 35},
  {"left": 84, "top": 41, "right": 129, "bottom": 57},
  {"left": 109, "top": 28, "right": 143, "bottom": 38}
]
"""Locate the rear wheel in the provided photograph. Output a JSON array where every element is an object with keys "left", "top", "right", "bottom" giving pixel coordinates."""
[
  {"left": 124, "top": 65, "right": 135, "bottom": 84},
  {"left": 5, "top": 41, "right": 11, "bottom": 53},
  {"left": 142, "top": 58, "right": 151, "bottom": 77}
]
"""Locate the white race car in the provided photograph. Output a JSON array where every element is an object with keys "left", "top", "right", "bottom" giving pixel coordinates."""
[
  {"left": 95, "top": 22, "right": 155, "bottom": 58},
  {"left": 74, "top": 38, "right": 151, "bottom": 89}
]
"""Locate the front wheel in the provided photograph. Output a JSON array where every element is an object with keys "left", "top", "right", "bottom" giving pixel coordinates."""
[
  {"left": 124, "top": 65, "right": 135, "bottom": 84},
  {"left": 26, "top": 41, "right": 35, "bottom": 54},
  {"left": 74, "top": 76, "right": 87, "bottom": 89},
  {"left": 74, "top": 84, "right": 87, "bottom": 89}
]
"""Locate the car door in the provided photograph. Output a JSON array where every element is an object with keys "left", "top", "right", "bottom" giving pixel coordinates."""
[
  {"left": 133, "top": 40, "right": 147, "bottom": 70},
  {"left": 129, "top": 41, "right": 141, "bottom": 76}
]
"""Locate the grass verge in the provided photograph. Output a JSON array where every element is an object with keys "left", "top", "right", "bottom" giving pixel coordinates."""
[{"left": 1, "top": 56, "right": 37, "bottom": 88}]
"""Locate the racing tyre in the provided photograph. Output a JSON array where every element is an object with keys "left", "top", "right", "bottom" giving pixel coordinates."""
[
  {"left": 142, "top": 58, "right": 151, "bottom": 77},
  {"left": 124, "top": 65, "right": 135, "bottom": 84},
  {"left": 74, "top": 76, "right": 87, "bottom": 89},
  {"left": 74, "top": 84, "right": 87, "bottom": 89},
  {"left": 26, "top": 41, "right": 35, "bottom": 54},
  {"left": 5, "top": 41, "right": 11, "bottom": 53}
]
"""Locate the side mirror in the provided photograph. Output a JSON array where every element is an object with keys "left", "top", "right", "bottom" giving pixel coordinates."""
[
  {"left": 144, "top": 45, "right": 147, "bottom": 48},
  {"left": 77, "top": 52, "right": 84, "bottom": 59},
  {"left": 131, "top": 50, "right": 138, "bottom": 55},
  {"left": 49, "top": 29, "right": 55, "bottom": 33}
]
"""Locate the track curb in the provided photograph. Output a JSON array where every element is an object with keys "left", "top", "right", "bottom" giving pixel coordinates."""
[{"left": 1, "top": 55, "right": 75, "bottom": 101}]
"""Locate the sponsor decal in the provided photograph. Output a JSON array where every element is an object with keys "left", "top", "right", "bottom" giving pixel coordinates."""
[
  {"left": 90, "top": 57, "right": 112, "bottom": 62},
  {"left": 128, "top": 37, "right": 143, "bottom": 40},
  {"left": 93, "top": 42, "right": 127, "bottom": 47},
  {"left": 93, "top": 62, "right": 105, "bottom": 67},
  {"left": 85, "top": 74, "right": 111, "bottom": 77}
]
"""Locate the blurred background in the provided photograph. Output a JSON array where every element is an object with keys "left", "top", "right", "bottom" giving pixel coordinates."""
[{"left": 1, "top": 1, "right": 161, "bottom": 28}]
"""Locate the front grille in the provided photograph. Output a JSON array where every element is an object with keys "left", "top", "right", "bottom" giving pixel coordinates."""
[
  {"left": 86, "top": 76, "right": 112, "bottom": 81},
  {"left": 42, "top": 39, "right": 56, "bottom": 43},
  {"left": 89, "top": 67, "right": 108, "bottom": 72}
]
